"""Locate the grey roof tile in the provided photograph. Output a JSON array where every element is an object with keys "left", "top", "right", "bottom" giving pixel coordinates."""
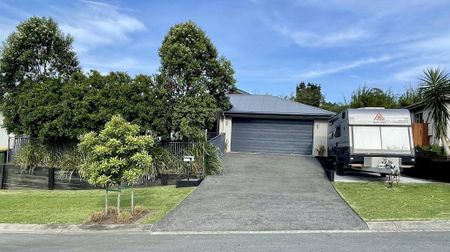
[{"left": 227, "top": 94, "right": 334, "bottom": 116}]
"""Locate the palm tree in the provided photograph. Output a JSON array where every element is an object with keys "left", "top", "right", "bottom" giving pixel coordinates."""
[{"left": 420, "top": 68, "right": 450, "bottom": 156}]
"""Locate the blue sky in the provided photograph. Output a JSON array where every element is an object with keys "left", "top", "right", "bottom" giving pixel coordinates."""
[{"left": 1, "top": 0, "right": 449, "bottom": 102}]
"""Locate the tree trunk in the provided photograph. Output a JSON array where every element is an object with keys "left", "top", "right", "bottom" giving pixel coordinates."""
[
  {"left": 105, "top": 190, "right": 108, "bottom": 216},
  {"left": 117, "top": 191, "right": 121, "bottom": 216}
]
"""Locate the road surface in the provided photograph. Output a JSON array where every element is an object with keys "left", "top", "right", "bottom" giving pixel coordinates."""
[{"left": 1, "top": 231, "right": 449, "bottom": 251}]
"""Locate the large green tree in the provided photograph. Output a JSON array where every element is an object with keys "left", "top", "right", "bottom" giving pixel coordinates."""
[
  {"left": 0, "top": 17, "right": 79, "bottom": 97},
  {"left": 158, "top": 21, "right": 235, "bottom": 140},
  {"left": 350, "top": 86, "right": 398, "bottom": 109},
  {"left": 420, "top": 68, "right": 450, "bottom": 156},
  {"left": 2, "top": 69, "right": 164, "bottom": 142},
  {"left": 320, "top": 101, "right": 348, "bottom": 113},
  {"left": 294, "top": 82, "right": 324, "bottom": 107},
  {"left": 0, "top": 17, "right": 80, "bottom": 141}
]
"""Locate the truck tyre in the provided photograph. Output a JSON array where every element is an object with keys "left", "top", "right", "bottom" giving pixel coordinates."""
[{"left": 336, "top": 164, "right": 345, "bottom": 176}]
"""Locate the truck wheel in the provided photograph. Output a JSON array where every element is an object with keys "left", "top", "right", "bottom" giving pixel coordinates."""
[{"left": 336, "top": 164, "right": 345, "bottom": 176}]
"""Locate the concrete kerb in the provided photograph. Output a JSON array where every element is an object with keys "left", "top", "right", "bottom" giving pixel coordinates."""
[
  {"left": 367, "top": 221, "right": 450, "bottom": 232},
  {"left": 1, "top": 221, "right": 450, "bottom": 234},
  {"left": 0, "top": 224, "right": 153, "bottom": 234}
]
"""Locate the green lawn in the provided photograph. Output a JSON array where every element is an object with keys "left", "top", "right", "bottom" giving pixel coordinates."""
[
  {"left": 0, "top": 186, "right": 194, "bottom": 224},
  {"left": 334, "top": 182, "right": 450, "bottom": 221}
]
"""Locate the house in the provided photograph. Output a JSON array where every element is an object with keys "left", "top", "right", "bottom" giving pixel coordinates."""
[
  {"left": 218, "top": 94, "right": 334, "bottom": 155},
  {"left": 0, "top": 114, "right": 12, "bottom": 149},
  {"left": 406, "top": 102, "right": 450, "bottom": 146}
]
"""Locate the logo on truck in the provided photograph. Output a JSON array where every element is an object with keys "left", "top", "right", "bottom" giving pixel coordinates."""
[{"left": 374, "top": 113, "right": 385, "bottom": 121}]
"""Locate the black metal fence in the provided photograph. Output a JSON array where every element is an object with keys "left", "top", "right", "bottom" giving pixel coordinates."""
[
  {"left": 0, "top": 164, "right": 91, "bottom": 190},
  {"left": 2, "top": 132, "right": 228, "bottom": 190}
]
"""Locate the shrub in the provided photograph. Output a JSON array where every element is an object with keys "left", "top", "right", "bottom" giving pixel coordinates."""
[
  {"left": 14, "top": 142, "right": 47, "bottom": 172},
  {"left": 204, "top": 143, "right": 223, "bottom": 175},
  {"left": 417, "top": 144, "right": 444, "bottom": 157},
  {"left": 133, "top": 205, "right": 146, "bottom": 215},
  {"left": 117, "top": 211, "right": 132, "bottom": 223},
  {"left": 86, "top": 211, "right": 104, "bottom": 223},
  {"left": 151, "top": 146, "right": 182, "bottom": 175},
  {"left": 315, "top": 145, "right": 326, "bottom": 156}
]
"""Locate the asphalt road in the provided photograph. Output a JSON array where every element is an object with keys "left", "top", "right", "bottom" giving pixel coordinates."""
[
  {"left": 1, "top": 231, "right": 449, "bottom": 251},
  {"left": 154, "top": 153, "right": 366, "bottom": 231}
]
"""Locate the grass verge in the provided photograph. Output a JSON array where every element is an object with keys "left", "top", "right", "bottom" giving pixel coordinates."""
[
  {"left": 0, "top": 186, "right": 194, "bottom": 224},
  {"left": 334, "top": 182, "right": 450, "bottom": 221}
]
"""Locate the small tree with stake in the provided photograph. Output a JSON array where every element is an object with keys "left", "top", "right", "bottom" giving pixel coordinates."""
[{"left": 78, "top": 115, "right": 154, "bottom": 216}]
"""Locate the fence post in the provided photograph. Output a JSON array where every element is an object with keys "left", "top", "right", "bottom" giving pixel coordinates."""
[
  {"left": 203, "top": 130, "right": 207, "bottom": 177},
  {"left": 0, "top": 150, "right": 7, "bottom": 189},
  {"left": 48, "top": 168, "right": 55, "bottom": 190},
  {"left": 0, "top": 164, "right": 5, "bottom": 189}
]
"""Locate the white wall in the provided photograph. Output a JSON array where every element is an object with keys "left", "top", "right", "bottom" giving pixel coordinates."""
[
  {"left": 411, "top": 106, "right": 450, "bottom": 145},
  {"left": 218, "top": 116, "right": 232, "bottom": 152},
  {"left": 0, "top": 114, "right": 11, "bottom": 149},
  {"left": 313, "top": 120, "right": 328, "bottom": 156}
]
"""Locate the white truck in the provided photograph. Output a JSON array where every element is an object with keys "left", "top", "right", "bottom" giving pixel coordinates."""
[{"left": 328, "top": 108, "right": 415, "bottom": 176}]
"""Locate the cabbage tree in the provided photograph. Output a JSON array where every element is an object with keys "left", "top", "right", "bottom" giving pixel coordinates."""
[{"left": 420, "top": 68, "right": 450, "bottom": 156}]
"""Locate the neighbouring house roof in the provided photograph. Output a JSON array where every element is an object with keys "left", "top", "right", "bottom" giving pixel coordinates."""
[
  {"left": 404, "top": 102, "right": 426, "bottom": 111},
  {"left": 232, "top": 88, "right": 251, "bottom": 95},
  {"left": 225, "top": 94, "right": 334, "bottom": 118}
]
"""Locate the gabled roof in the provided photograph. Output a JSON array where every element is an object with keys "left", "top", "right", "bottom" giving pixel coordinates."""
[{"left": 226, "top": 94, "right": 334, "bottom": 117}]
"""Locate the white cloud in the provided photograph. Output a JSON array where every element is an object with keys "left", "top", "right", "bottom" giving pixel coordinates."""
[
  {"left": 300, "top": 55, "right": 395, "bottom": 78},
  {"left": 407, "top": 34, "right": 450, "bottom": 54},
  {"left": 387, "top": 34, "right": 450, "bottom": 82},
  {"left": 59, "top": 0, "right": 145, "bottom": 54},
  {"left": 391, "top": 65, "right": 431, "bottom": 82},
  {"left": 281, "top": 28, "right": 369, "bottom": 47}
]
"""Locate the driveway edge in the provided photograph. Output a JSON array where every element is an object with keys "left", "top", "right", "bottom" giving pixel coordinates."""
[{"left": 329, "top": 179, "right": 369, "bottom": 230}]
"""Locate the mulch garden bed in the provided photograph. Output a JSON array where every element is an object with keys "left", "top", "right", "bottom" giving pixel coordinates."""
[{"left": 85, "top": 208, "right": 150, "bottom": 224}]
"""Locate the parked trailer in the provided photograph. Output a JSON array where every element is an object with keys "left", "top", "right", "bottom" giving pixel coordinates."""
[{"left": 327, "top": 108, "right": 415, "bottom": 176}]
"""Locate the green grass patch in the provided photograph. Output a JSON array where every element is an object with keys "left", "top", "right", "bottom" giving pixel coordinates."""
[
  {"left": 0, "top": 186, "right": 194, "bottom": 224},
  {"left": 334, "top": 182, "right": 450, "bottom": 221}
]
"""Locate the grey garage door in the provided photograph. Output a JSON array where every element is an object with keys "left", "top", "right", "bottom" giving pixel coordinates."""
[{"left": 231, "top": 118, "right": 313, "bottom": 155}]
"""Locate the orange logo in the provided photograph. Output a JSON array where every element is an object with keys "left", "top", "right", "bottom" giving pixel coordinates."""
[{"left": 374, "top": 113, "right": 385, "bottom": 121}]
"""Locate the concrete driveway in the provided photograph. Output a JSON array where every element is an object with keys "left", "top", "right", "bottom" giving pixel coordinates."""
[{"left": 153, "top": 153, "right": 367, "bottom": 231}]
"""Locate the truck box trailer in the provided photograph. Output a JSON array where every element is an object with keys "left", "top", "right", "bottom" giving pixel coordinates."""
[{"left": 328, "top": 108, "right": 415, "bottom": 175}]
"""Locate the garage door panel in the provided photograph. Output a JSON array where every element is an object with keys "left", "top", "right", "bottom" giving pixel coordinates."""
[{"left": 231, "top": 118, "right": 313, "bottom": 155}]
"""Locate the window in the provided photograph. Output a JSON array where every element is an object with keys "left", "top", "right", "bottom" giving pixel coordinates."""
[
  {"left": 342, "top": 112, "right": 346, "bottom": 119},
  {"left": 353, "top": 126, "right": 382, "bottom": 153},
  {"left": 352, "top": 126, "right": 412, "bottom": 154},
  {"left": 414, "top": 112, "right": 424, "bottom": 123},
  {"left": 334, "top": 126, "right": 341, "bottom": 138},
  {"left": 381, "top": 127, "right": 412, "bottom": 154}
]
